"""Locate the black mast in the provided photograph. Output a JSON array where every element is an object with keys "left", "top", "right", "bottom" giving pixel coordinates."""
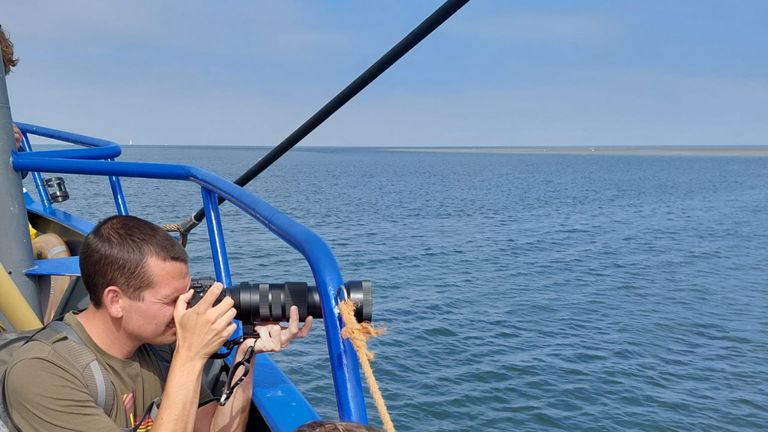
[{"left": 179, "top": 0, "right": 471, "bottom": 235}]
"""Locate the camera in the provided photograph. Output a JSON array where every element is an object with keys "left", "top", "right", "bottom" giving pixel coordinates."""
[{"left": 189, "top": 278, "right": 373, "bottom": 323}]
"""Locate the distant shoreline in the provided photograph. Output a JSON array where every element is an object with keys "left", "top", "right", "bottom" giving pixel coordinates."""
[
  {"left": 29, "top": 143, "right": 768, "bottom": 156},
  {"left": 383, "top": 146, "right": 768, "bottom": 156}
]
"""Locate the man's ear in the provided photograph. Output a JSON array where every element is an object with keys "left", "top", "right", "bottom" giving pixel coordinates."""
[{"left": 102, "top": 286, "right": 124, "bottom": 318}]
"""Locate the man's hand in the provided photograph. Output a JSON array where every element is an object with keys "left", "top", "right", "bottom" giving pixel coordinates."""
[
  {"left": 219, "top": 305, "right": 313, "bottom": 397},
  {"left": 248, "top": 305, "right": 313, "bottom": 354},
  {"left": 13, "top": 124, "right": 21, "bottom": 150},
  {"left": 174, "top": 282, "right": 237, "bottom": 361}
]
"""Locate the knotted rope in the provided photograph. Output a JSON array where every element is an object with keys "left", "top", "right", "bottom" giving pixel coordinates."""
[{"left": 338, "top": 298, "right": 394, "bottom": 432}]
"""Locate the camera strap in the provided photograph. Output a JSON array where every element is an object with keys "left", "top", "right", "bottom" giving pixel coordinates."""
[{"left": 218, "top": 342, "right": 256, "bottom": 406}]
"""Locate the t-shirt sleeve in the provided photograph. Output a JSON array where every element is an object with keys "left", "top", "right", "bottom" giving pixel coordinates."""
[
  {"left": 5, "top": 354, "right": 121, "bottom": 432},
  {"left": 197, "top": 359, "right": 217, "bottom": 406},
  {"left": 199, "top": 379, "right": 215, "bottom": 406}
]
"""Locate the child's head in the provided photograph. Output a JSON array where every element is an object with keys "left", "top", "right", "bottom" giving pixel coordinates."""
[
  {"left": 294, "top": 420, "right": 383, "bottom": 432},
  {"left": 0, "top": 25, "right": 19, "bottom": 76}
]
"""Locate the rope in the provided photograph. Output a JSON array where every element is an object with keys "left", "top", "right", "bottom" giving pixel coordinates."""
[
  {"left": 338, "top": 298, "right": 394, "bottom": 432},
  {"left": 162, "top": 223, "right": 188, "bottom": 247}
]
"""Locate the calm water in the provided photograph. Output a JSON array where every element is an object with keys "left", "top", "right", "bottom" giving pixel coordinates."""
[{"left": 38, "top": 147, "right": 768, "bottom": 431}]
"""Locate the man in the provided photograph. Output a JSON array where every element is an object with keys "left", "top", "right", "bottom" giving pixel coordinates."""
[{"left": 5, "top": 215, "right": 313, "bottom": 431}]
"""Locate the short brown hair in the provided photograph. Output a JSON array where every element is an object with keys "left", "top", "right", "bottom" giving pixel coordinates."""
[
  {"left": 79, "top": 215, "right": 188, "bottom": 307},
  {"left": 294, "top": 421, "right": 382, "bottom": 432},
  {"left": 0, "top": 26, "right": 19, "bottom": 75}
]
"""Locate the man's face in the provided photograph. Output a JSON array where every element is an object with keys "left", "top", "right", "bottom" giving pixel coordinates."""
[{"left": 120, "top": 256, "right": 190, "bottom": 346}]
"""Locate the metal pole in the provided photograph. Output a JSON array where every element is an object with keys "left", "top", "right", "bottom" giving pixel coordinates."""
[
  {"left": 179, "top": 0, "right": 471, "bottom": 234},
  {"left": 0, "top": 56, "right": 42, "bottom": 321},
  {"left": 201, "top": 188, "right": 231, "bottom": 288}
]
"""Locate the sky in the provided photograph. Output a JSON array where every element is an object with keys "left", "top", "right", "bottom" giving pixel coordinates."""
[{"left": 2, "top": 1, "right": 766, "bottom": 147}]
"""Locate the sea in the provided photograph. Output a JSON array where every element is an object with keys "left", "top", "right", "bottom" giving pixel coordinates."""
[{"left": 38, "top": 146, "right": 767, "bottom": 431}]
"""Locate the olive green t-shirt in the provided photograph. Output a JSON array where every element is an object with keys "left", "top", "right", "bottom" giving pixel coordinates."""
[{"left": 5, "top": 312, "right": 212, "bottom": 431}]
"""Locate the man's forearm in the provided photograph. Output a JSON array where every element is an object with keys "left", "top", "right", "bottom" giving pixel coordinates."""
[{"left": 209, "top": 354, "right": 255, "bottom": 432}]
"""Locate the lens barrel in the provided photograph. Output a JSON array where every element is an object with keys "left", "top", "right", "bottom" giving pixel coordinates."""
[{"left": 189, "top": 278, "right": 372, "bottom": 323}]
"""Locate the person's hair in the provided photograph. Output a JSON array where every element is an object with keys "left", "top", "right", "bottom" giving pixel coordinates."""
[
  {"left": 294, "top": 421, "right": 382, "bottom": 432},
  {"left": 79, "top": 215, "right": 188, "bottom": 307},
  {"left": 0, "top": 26, "right": 19, "bottom": 75}
]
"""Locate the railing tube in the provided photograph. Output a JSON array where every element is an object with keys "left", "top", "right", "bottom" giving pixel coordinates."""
[
  {"left": 108, "top": 166, "right": 128, "bottom": 215},
  {"left": 201, "top": 188, "right": 232, "bottom": 287},
  {"left": 20, "top": 133, "right": 54, "bottom": 210}
]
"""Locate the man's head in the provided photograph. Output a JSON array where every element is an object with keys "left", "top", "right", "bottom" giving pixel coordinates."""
[
  {"left": 0, "top": 25, "right": 19, "bottom": 76},
  {"left": 79, "top": 215, "right": 188, "bottom": 307}
]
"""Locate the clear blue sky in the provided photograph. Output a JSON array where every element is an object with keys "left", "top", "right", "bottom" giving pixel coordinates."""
[{"left": 3, "top": 1, "right": 767, "bottom": 147}]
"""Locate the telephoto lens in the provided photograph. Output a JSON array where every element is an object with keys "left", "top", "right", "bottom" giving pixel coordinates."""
[{"left": 189, "top": 278, "right": 372, "bottom": 323}]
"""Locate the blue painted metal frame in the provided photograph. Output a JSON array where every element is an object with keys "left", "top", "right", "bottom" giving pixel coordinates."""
[
  {"left": 16, "top": 123, "right": 129, "bottom": 215},
  {"left": 201, "top": 188, "right": 232, "bottom": 288},
  {"left": 24, "top": 190, "right": 96, "bottom": 235},
  {"left": 13, "top": 124, "right": 368, "bottom": 429},
  {"left": 18, "top": 129, "right": 52, "bottom": 209}
]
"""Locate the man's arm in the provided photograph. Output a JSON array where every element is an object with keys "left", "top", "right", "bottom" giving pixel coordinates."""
[
  {"left": 193, "top": 341, "right": 251, "bottom": 432},
  {"left": 152, "top": 284, "right": 238, "bottom": 432},
  {"left": 195, "top": 305, "right": 313, "bottom": 432}
]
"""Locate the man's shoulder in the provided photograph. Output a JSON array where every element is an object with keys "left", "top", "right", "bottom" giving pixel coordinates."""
[
  {"left": 5, "top": 343, "right": 85, "bottom": 404},
  {"left": 4, "top": 345, "right": 121, "bottom": 432},
  {"left": 7, "top": 338, "right": 80, "bottom": 379},
  {"left": 5, "top": 318, "right": 98, "bottom": 382},
  {"left": 9, "top": 337, "right": 59, "bottom": 366}
]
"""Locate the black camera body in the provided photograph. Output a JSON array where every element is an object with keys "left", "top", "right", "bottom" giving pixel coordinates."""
[
  {"left": 189, "top": 278, "right": 372, "bottom": 323},
  {"left": 189, "top": 279, "right": 228, "bottom": 309}
]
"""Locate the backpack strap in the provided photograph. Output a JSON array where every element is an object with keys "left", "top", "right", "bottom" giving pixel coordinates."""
[
  {"left": 32, "top": 321, "right": 115, "bottom": 417},
  {"left": 1, "top": 326, "right": 53, "bottom": 432}
]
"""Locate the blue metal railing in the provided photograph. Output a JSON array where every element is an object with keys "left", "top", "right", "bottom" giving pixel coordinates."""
[
  {"left": 13, "top": 123, "right": 368, "bottom": 428},
  {"left": 16, "top": 122, "right": 128, "bottom": 215}
]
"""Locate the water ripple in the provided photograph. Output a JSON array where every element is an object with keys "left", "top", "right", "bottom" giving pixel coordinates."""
[{"left": 66, "top": 148, "right": 768, "bottom": 432}]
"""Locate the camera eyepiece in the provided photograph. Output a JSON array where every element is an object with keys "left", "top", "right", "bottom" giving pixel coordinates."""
[{"left": 189, "top": 278, "right": 372, "bottom": 323}]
